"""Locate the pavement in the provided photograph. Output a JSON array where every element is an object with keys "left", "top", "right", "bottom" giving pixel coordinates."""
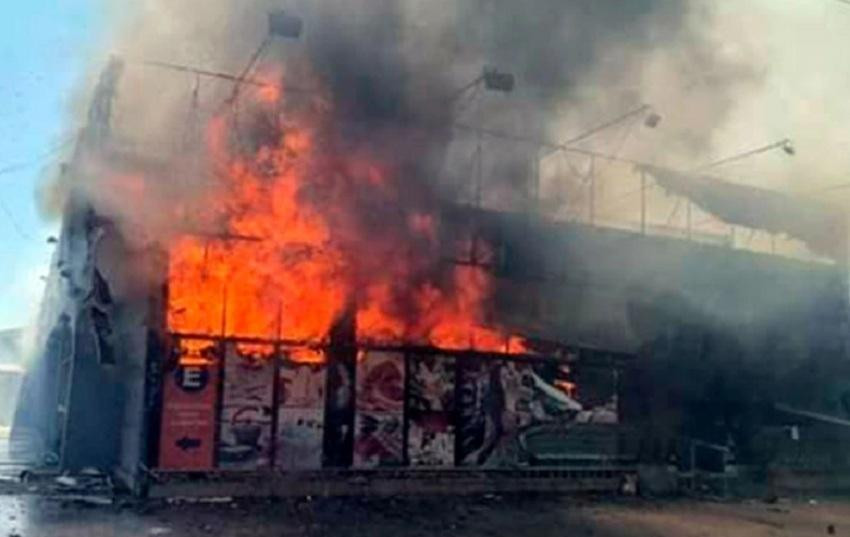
[
  {"left": 0, "top": 430, "right": 843, "bottom": 537},
  {"left": 0, "top": 429, "right": 41, "bottom": 480},
  {"left": 0, "top": 493, "right": 847, "bottom": 537}
]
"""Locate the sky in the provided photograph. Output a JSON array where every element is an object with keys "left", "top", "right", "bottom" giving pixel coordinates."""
[
  {"left": 2, "top": 1, "right": 850, "bottom": 331},
  {"left": 708, "top": 0, "right": 850, "bottom": 192},
  {"left": 0, "top": 1, "right": 105, "bottom": 329}
]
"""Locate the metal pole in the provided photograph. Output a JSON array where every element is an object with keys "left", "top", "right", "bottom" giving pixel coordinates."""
[
  {"left": 475, "top": 130, "right": 483, "bottom": 209},
  {"left": 640, "top": 170, "right": 647, "bottom": 235},
  {"left": 276, "top": 302, "right": 284, "bottom": 342},
  {"left": 696, "top": 138, "right": 792, "bottom": 171},
  {"left": 532, "top": 150, "right": 541, "bottom": 215},
  {"left": 613, "top": 368, "right": 620, "bottom": 418},
  {"left": 589, "top": 156, "right": 596, "bottom": 226},
  {"left": 690, "top": 441, "right": 696, "bottom": 492},
  {"left": 471, "top": 127, "right": 483, "bottom": 265},
  {"left": 225, "top": 36, "right": 271, "bottom": 105},
  {"left": 220, "top": 284, "right": 229, "bottom": 337},
  {"left": 538, "top": 104, "right": 651, "bottom": 161},
  {"left": 470, "top": 84, "right": 484, "bottom": 266}
]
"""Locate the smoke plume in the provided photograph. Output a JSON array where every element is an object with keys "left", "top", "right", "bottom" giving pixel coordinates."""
[
  {"left": 45, "top": 0, "right": 762, "bottom": 236},
  {"left": 39, "top": 0, "right": 774, "bottom": 344}
]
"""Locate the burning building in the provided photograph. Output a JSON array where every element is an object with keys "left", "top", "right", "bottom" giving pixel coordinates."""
[{"left": 14, "top": 3, "right": 850, "bottom": 497}]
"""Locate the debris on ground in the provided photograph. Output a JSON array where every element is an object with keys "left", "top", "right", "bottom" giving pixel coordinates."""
[
  {"left": 19, "top": 469, "right": 119, "bottom": 507},
  {"left": 620, "top": 474, "right": 638, "bottom": 496},
  {"left": 56, "top": 494, "right": 114, "bottom": 507},
  {"left": 55, "top": 475, "right": 78, "bottom": 488},
  {"left": 165, "top": 496, "right": 233, "bottom": 506},
  {"left": 1, "top": 493, "right": 850, "bottom": 536}
]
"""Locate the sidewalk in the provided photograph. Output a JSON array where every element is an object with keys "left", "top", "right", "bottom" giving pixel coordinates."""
[{"left": 0, "top": 493, "right": 847, "bottom": 537}]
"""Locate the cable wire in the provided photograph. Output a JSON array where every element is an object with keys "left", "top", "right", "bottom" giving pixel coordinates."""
[
  {"left": 0, "top": 197, "right": 33, "bottom": 240},
  {"left": 0, "top": 136, "right": 75, "bottom": 177}
]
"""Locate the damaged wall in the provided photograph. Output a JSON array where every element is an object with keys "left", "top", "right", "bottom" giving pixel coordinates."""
[
  {"left": 464, "top": 207, "right": 848, "bottom": 465},
  {"left": 13, "top": 189, "right": 164, "bottom": 485},
  {"left": 21, "top": 0, "right": 850, "bottom": 491}
]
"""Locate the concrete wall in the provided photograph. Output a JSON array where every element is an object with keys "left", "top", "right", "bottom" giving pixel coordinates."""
[{"left": 468, "top": 210, "right": 847, "bottom": 355}]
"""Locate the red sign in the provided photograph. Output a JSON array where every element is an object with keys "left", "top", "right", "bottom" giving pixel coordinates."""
[{"left": 158, "top": 344, "right": 219, "bottom": 470}]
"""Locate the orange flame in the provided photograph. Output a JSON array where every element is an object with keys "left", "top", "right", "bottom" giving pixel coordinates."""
[
  {"left": 234, "top": 342, "right": 275, "bottom": 359},
  {"left": 554, "top": 379, "right": 578, "bottom": 398},
  {"left": 288, "top": 347, "right": 325, "bottom": 364},
  {"left": 166, "top": 73, "right": 527, "bottom": 359},
  {"left": 176, "top": 338, "right": 218, "bottom": 366}
]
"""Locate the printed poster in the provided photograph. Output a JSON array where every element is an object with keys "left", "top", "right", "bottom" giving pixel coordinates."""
[
  {"left": 158, "top": 339, "right": 220, "bottom": 470},
  {"left": 457, "top": 358, "right": 611, "bottom": 467},
  {"left": 457, "top": 360, "right": 535, "bottom": 467},
  {"left": 217, "top": 343, "right": 275, "bottom": 470},
  {"left": 407, "top": 355, "right": 455, "bottom": 467},
  {"left": 276, "top": 360, "right": 326, "bottom": 470},
  {"left": 353, "top": 351, "right": 405, "bottom": 468}
]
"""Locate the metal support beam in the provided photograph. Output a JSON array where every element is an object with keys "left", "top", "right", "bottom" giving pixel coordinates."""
[
  {"left": 640, "top": 170, "right": 647, "bottom": 235},
  {"left": 588, "top": 157, "right": 596, "bottom": 226}
]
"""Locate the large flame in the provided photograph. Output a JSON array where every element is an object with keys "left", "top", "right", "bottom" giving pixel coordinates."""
[{"left": 166, "top": 74, "right": 525, "bottom": 358}]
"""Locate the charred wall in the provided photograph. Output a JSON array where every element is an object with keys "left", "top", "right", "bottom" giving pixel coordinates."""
[
  {"left": 15, "top": 191, "right": 164, "bottom": 485},
  {"left": 24, "top": 194, "right": 849, "bottom": 482},
  {"left": 448, "top": 206, "right": 850, "bottom": 466}
]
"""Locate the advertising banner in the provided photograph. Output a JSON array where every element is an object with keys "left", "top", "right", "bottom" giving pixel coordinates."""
[
  {"left": 158, "top": 339, "right": 220, "bottom": 470},
  {"left": 353, "top": 351, "right": 405, "bottom": 468},
  {"left": 407, "top": 355, "right": 455, "bottom": 467},
  {"left": 217, "top": 343, "right": 275, "bottom": 470},
  {"left": 276, "top": 359, "right": 326, "bottom": 470},
  {"left": 457, "top": 358, "right": 611, "bottom": 467}
]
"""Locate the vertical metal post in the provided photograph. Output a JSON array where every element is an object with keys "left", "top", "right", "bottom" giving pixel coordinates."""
[
  {"left": 144, "top": 281, "right": 170, "bottom": 478},
  {"left": 471, "top": 128, "right": 483, "bottom": 265},
  {"left": 212, "top": 281, "right": 229, "bottom": 471},
  {"left": 532, "top": 150, "right": 541, "bottom": 216},
  {"left": 269, "top": 342, "right": 281, "bottom": 470},
  {"left": 640, "top": 170, "right": 647, "bottom": 235},
  {"left": 589, "top": 156, "right": 596, "bottom": 226},
  {"left": 471, "top": 82, "right": 483, "bottom": 266},
  {"left": 213, "top": 338, "right": 226, "bottom": 470},
  {"left": 690, "top": 441, "right": 697, "bottom": 491},
  {"left": 276, "top": 302, "right": 284, "bottom": 341},
  {"left": 475, "top": 130, "right": 483, "bottom": 210},
  {"left": 613, "top": 367, "right": 620, "bottom": 419},
  {"left": 220, "top": 284, "right": 229, "bottom": 337},
  {"left": 271, "top": 302, "right": 284, "bottom": 470},
  {"left": 452, "top": 357, "right": 463, "bottom": 467},
  {"left": 402, "top": 353, "right": 411, "bottom": 467}
]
